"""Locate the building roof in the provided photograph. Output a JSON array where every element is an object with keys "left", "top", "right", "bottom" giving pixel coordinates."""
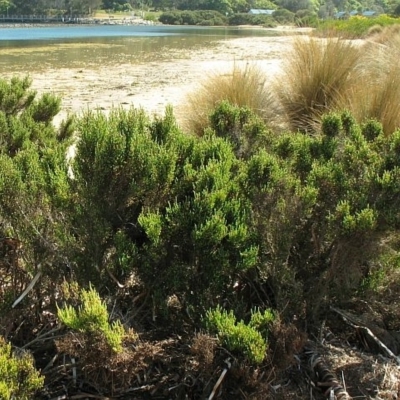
[
  {"left": 248, "top": 9, "right": 275, "bottom": 15},
  {"left": 334, "top": 10, "right": 377, "bottom": 19},
  {"left": 334, "top": 11, "right": 347, "bottom": 18},
  {"left": 362, "top": 10, "right": 377, "bottom": 16}
]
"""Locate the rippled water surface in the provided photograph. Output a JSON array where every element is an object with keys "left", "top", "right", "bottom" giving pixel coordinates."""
[{"left": 0, "top": 25, "right": 278, "bottom": 71}]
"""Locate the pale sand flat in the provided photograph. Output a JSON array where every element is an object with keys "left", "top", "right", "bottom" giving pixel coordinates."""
[{"left": 3, "top": 34, "right": 302, "bottom": 126}]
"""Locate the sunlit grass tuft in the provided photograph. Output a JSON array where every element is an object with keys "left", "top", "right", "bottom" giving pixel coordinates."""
[
  {"left": 274, "top": 36, "right": 362, "bottom": 133},
  {"left": 182, "top": 62, "right": 277, "bottom": 135},
  {"left": 350, "top": 30, "right": 400, "bottom": 135}
]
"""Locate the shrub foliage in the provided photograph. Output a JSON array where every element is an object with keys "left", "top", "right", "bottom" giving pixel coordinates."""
[
  {"left": 0, "top": 336, "right": 44, "bottom": 400},
  {"left": 58, "top": 286, "right": 126, "bottom": 353},
  {"left": 205, "top": 306, "right": 274, "bottom": 363},
  {"left": 2, "top": 64, "right": 400, "bottom": 397}
]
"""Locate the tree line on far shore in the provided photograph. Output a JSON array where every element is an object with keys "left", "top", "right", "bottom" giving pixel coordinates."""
[{"left": 1, "top": 0, "right": 399, "bottom": 21}]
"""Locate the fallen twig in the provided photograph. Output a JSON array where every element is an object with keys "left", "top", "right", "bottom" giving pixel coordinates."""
[
  {"left": 208, "top": 358, "right": 232, "bottom": 400},
  {"left": 12, "top": 268, "right": 42, "bottom": 308}
]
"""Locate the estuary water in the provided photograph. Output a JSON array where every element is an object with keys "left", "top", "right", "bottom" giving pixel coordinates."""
[{"left": 0, "top": 25, "right": 277, "bottom": 71}]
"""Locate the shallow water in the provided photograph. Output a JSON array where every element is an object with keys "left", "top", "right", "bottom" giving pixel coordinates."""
[{"left": 0, "top": 25, "right": 278, "bottom": 71}]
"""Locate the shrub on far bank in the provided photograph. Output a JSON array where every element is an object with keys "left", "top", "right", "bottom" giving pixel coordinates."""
[
  {"left": 295, "top": 9, "right": 318, "bottom": 27},
  {"left": 159, "top": 10, "right": 227, "bottom": 25},
  {"left": 316, "top": 15, "right": 400, "bottom": 37},
  {"left": 272, "top": 9, "right": 295, "bottom": 24},
  {"left": 228, "top": 13, "right": 277, "bottom": 27}
]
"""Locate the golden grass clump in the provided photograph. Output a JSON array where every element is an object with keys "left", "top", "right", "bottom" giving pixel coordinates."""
[
  {"left": 348, "top": 66, "right": 400, "bottom": 136},
  {"left": 366, "top": 23, "right": 400, "bottom": 44},
  {"left": 351, "top": 30, "right": 400, "bottom": 135},
  {"left": 367, "top": 24, "right": 384, "bottom": 37},
  {"left": 184, "top": 32, "right": 400, "bottom": 137},
  {"left": 183, "top": 62, "right": 276, "bottom": 135},
  {"left": 275, "top": 36, "right": 362, "bottom": 133}
]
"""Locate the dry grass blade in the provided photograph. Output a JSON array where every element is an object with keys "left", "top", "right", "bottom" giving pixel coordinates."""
[
  {"left": 275, "top": 36, "right": 361, "bottom": 133},
  {"left": 183, "top": 62, "right": 276, "bottom": 135}
]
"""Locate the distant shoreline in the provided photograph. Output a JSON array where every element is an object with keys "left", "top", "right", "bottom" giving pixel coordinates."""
[
  {"left": 0, "top": 20, "right": 312, "bottom": 31},
  {"left": 0, "top": 18, "right": 158, "bottom": 29},
  {"left": 0, "top": 23, "right": 87, "bottom": 28}
]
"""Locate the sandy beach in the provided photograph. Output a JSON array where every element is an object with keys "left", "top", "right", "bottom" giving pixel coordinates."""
[{"left": 4, "top": 30, "right": 309, "bottom": 125}]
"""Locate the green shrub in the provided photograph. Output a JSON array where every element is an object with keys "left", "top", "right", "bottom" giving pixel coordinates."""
[
  {"left": 249, "top": 308, "right": 275, "bottom": 338},
  {"left": 205, "top": 306, "right": 274, "bottom": 364},
  {"left": 317, "top": 15, "right": 400, "bottom": 38},
  {"left": 197, "top": 17, "right": 226, "bottom": 26},
  {"left": 273, "top": 9, "right": 295, "bottom": 24},
  {"left": 0, "top": 336, "right": 44, "bottom": 400},
  {"left": 158, "top": 11, "right": 182, "bottom": 24},
  {"left": 0, "top": 76, "right": 74, "bottom": 300},
  {"left": 240, "top": 108, "right": 400, "bottom": 313},
  {"left": 144, "top": 13, "right": 157, "bottom": 22},
  {"left": 361, "top": 119, "right": 383, "bottom": 141},
  {"left": 71, "top": 107, "right": 258, "bottom": 311},
  {"left": 209, "top": 101, "right": 269, "bottom": 159},
  {"left": 321, "top": 112, "right": 342, "bottom": 138},
  {"left": 159, "top": 10, "right": 227, "bottom": 25},
  {"left": 295, "top": 9, "right": 317, "bottom": 27},
  {"left": 58, "top": 286, "right": 125, "bottom": 353},
  {"left": 228, "top": 13, "right": 277, "bottom": 26}
]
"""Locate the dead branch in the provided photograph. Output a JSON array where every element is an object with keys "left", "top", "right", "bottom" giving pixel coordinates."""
[{"left": 330, "top": 306, "right": 400, "bottom": 365}]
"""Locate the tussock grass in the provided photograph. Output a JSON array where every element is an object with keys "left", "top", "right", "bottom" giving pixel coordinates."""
[
  {"left": 182, "top": 62, "right": 276, "bottom": 135},
  {"left": 367, "top": 24, "right": 384, "bottom": 36},
  {"left": 352, "top": 30, "right": 400, "bottom": 134},
  {"left": 274, "top": 36, "right": 362, "bottom": 132},
  {"left": 185, "top": 31, "right": 400, "bottom": 136},
  {"left": 366, "top": 23, "right": 400, "bottom": 44},
  {"left": 349, "top": 66, "right": 400, "bottom": 135}
]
